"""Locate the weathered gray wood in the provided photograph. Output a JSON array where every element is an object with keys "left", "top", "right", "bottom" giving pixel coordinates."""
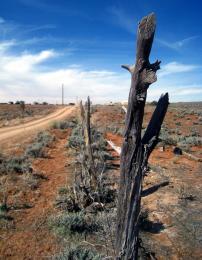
[
  {"left": 142, "top": 93, "right": 169, "bottom": 159},
  {"left": 85, "top": 96, "right": 97, "bottom": 186},
  {"left": 78, "top": 98, "right": 96, "bottom": 188},
  {"left": 116, "top": 13, "right": 167, "bottom": 259}
]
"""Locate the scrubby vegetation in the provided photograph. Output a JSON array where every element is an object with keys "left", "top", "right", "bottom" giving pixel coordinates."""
[
  {"left": 50, "top": 101, "right": 117, "bottom": 257},
  {"left": 1, "top": 102, "right": 201, "bottom": 259},
  {"left": 25, "top": 131, "right": 54, "bottom": 158},
  {"left": 0, "top": 154, "right": 31, "bottom": 175},
  {"left": 50, "top": 211, "right": 101, "bottom": 237},
  {"left": 160, "top": 126, "right": 202, "bottom": 150},
  {"left": 0, "top": 103, "right": 56, "bottom": 127},
  {"left": 53, "top": 246, "right": 102, "bottom": 260},
  {"left": 51, "top": 119, "right": 77, "bottom": 130},
  {"left": 0, "top": 130, "right": 55, "bottom": 221},
  {"left": 65, "top": 120, "right": 115, "bottom": 210}
]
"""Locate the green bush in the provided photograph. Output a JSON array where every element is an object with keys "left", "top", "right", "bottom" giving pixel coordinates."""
[
  {"left": 54, "top": 246, "right": 102, "bottom": 260},
  {"left": 25, "top": 142, "right": 45, "bottom": 158},
  {"left": 50, "top": 212, "right": 100, "bottom": 237},
  {"left": 68, "top": 125, "right": 84, "bottom": 148},
  {"left": 5, "top": 156, "right": 31, "bottom": 174},
  {"left": 36, "top": 131, "right": 54, "bottom": 147},
  {"left": 179, "top": 136, "right": 202, "bottom": 146},
  {"left": 98, "top": 186, "right": 116, "bottom": 203},
  {"left": 25, "top": 131, "right": 54, "bottom": 158},
  {"left": 51, "top": 120, "right": 76, "bottom": 130}
]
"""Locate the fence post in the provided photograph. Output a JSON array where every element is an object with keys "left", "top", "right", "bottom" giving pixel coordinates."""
[{"left": 116, "top": 13, "right": 169, "bottom": 259}]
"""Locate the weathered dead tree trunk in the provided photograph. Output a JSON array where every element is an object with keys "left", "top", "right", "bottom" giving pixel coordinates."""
[{"left": 116, "top": 13, "right": 169, "bottom": 259}]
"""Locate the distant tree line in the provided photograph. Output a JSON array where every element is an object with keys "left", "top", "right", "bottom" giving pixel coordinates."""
[{"left": 6, "top": 101, "right": 49, "bottom": 105}]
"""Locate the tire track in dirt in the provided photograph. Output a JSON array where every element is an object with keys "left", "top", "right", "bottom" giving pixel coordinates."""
[{"left": 0, "top": 106, "right": 75, "bottom": 145}]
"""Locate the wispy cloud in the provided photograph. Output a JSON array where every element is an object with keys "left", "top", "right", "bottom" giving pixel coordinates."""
[
  {"left": 0, "top": 17, "right": 5, "bottom": 24},
  {"left": 19, "top": 0, "right": 91, "bottom": 19},
  {"left": 149, "top": 84, "right": 202, "bottom": 102},
  {"left": 0, "top": 17, "right": 56, "bottom": 40},
  {"left": 157, "top": 36, "right": 198, "bottom": 50},
  {"left": 22, "top": 24, "right": 56, "bottom": 34},
  {"left": 159, "top": 62, "right": 198, "bottom": 77},
  {"left": 107, "top": 6, "right": 137, "bottom": 34},
  {"left": 0, "top": 40, "right": 16, "bottom": 53}
]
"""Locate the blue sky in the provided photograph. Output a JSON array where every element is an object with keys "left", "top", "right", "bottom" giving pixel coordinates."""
[{"left": 0, "top": 0, "right": 202, "bottom": 103}]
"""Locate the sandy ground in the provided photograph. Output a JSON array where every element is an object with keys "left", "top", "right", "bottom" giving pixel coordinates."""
[{"left": 0, "top": 106, "right": 75, "bottom": 150}]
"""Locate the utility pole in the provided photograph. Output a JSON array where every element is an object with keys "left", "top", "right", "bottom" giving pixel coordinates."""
[{"left": 62, "top": 84, "right": 64, "bottom": 106}]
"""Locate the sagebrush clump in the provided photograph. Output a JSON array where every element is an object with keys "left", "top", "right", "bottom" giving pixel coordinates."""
[
  {"left": 53, "top": 246, "right": 102, "bottom": 260},
  {"left": 25, "top": 131, "right": 54, "bottom": 158},
  {"left": 51, "top": 120, "right": 76, "bottom": 130},
  {"left": 50, "top": 211, "right": 101, "bottom": 237}
]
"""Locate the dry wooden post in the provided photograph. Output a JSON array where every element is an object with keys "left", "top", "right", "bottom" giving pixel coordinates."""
[
  {"left": 116, "top": 13, "right": 169, "bottom": 259},
  {"left": 79, "top": 97, "right": 97, "bottom": 187},
  {"left": 85, "top": 97, "right": 97, "bottom": 184},
  {"left": 79, "top": 100, "right": 85, "bottom": 137},
  {"left": 19, "top": 101, "right": 25, "bottom": 118}
]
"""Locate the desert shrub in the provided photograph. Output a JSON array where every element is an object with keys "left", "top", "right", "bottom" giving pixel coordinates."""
[
  {"left": 0, "top": 153, "right": 6, "bottom": 175},
  {"left": 58, "top": 187, "right": 69, "bottom": 195},
  {"left": 68, "top": 125, "right": 84, "bottom": 148},
  {"left": 55, "top": 186, "right": 80, "bottom": 212},
  {"left": 105, "top": 125, "right": 124, "bottom": 136},
  {"left": 25, "top": 142, "right": 45, "bottom": 158},
  {"left": 98, "top": 186, "right": 116, "bottom": 204},
  {"left": 51, "top": 120, "right": 76, "bottom": 130},
  {"left": 67, "top": 121, "right": 114, "bottom": 211},
  {"left": 159, "top": 129, "right": 178, "bottom": 145},
  {"left": 179, "top": 136, "right": 202, "bottom": 146},
  {"left": 53, "top": 246, "right": 102, "bottom": 260},
  {"left": 25, "top": 131, "right": 54, "bottom": 158},
  {"left": 36, "top": 131, "right": 55, "bottom": 147},
  {"left": 0, "top": 152, "right": 31, "bottom": 175},
  {"left": 4, "top": 156, "right": 31, "bottom": 174},
  {"left": 50, "top": 212, "right": 101, "bottom": 238},
  {"left": 22, "top": 172, "right": 46, "bottom": 190}
]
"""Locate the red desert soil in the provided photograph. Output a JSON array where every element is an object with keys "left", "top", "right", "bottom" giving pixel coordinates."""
[
  {"left": 0, "top": 129, "right": 74, "bottom": 259},
  {"left": 105, "top": 132, "right": 202, "bottom": 259}
]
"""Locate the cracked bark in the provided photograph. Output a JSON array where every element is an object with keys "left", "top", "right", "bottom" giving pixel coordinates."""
[{"left": 116, "top": 13, "right": 169, "bottom": 259}]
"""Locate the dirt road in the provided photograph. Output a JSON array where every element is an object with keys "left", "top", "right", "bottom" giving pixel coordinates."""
[{"left": 0, "top": 106, "right": 75, "bottom": 146}]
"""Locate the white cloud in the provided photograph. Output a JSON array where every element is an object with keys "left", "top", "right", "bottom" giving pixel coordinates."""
[
  {"left": 0, "top": 40, "right": 16, "bottom": 53},
  {"left": 159, "top": 62, "right": 198, "bottom": 77},
  {"left": 0, "top": 41, "right": 129, "bottom": 103},
  {"left": 1, "top": 48, "right": 57, "bottom": 73},
  {"left": 157, "top": 36, "right": 198, "bottom": 51},
  {"left": 148, "top": 84, "right": 202, "bottom": 102},
  {"left": 0, "top": 40, "right": 201, "bottom": 104}
]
